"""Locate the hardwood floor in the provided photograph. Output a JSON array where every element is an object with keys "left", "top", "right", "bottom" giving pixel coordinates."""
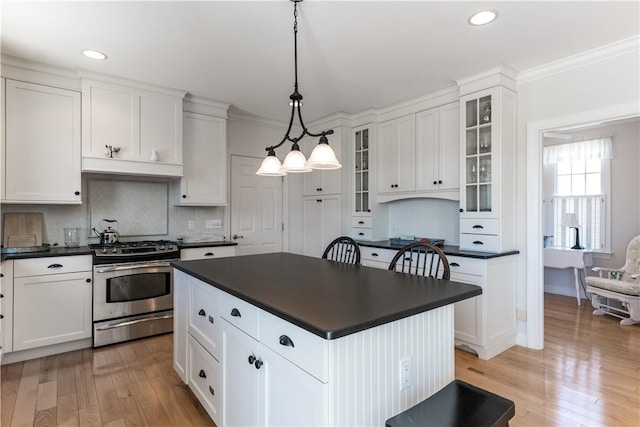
[
  {"left": 1, "top": 293, "right": 639, "bottom": 426},
  {"left": 457, "top": 293, "right": 640, "bottom": 426}
]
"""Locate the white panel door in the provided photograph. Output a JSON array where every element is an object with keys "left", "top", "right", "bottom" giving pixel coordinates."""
[{"left": 231, "top": 156, "right": 283, "bottom": 256}]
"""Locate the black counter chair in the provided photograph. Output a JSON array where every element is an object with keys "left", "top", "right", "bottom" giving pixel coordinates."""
[
  {"left": 388, "top": 242, "right": 450, "bottom": 279},
  {"left": 385, "top": 379, "right": 515, "bottom": 427},
  {"left": 322, "top": 236, "right": 361, "bottom": 265}
]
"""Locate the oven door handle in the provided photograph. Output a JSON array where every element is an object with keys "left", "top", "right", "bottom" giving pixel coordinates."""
[
  {"left": 95, "top": 262, "right": 174, "bottom": 273},
  {"left": 95, "top": 314, "right": 174, "bottom": 331}
]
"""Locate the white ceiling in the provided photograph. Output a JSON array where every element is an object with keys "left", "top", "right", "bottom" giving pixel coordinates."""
[{"left": 2, "top": 1, "right": 639, "bottom": 123}]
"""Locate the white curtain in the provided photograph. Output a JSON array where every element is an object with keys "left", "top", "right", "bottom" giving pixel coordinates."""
[{"left": 543, "top": 137, "right": 613, "bottom": 164}]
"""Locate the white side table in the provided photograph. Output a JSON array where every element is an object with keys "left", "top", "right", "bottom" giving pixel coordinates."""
[{"left": 544, "top": 248, "right": 593, "bottom": 305}]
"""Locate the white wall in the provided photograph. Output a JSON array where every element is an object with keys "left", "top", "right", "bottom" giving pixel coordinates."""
[
  {"left": 516, "top": 46, "right": 640, "bottom": 344},
  {"left": 387, "top": 199, "right": 460, "bottom": 244}
]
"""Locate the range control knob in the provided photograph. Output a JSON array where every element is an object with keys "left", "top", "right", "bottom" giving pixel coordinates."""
[
  {"left": 111, "top": 247, "right": 117, "bottom": 254},
  {"left": 102, "top": 248, "right": 107, "bottom": 254},
  {"left": 168, "top": 244, "right": 174, "bottom": 250},
  {"left": 159, "top": 244, "right": 165, "bottom": 250}
]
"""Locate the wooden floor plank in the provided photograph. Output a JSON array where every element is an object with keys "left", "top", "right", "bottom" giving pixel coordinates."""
[
  {"left": 92, "top": 351, "right": 124, "bottom": 426},
  {"left": 57, "top": 394, "right": 79, "bottom": 427},
  {"left": 1, "top": 362, "right": 24, "bottom": 427},
  {"left": 77, "top": 404, "right": 102, "bottom": 427},
  {"left": 38, "top": 356, "right": 57, "bottom": 385},
  {"left": 35, "top": 381, "right": 57, "bottom": 411},
  {"left": 10, "top": 358, "right": 41, "bottom": 427},
  {"left": 56, "top": 352, "right": 76, "bottom": 398},
  {"left": 117, "top": 395, "right": 147, "bottom": 427}
]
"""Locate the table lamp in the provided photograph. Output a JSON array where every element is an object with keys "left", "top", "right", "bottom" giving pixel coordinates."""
[{"left": 563, "top": 213, "right": 583, "bottom": 249}]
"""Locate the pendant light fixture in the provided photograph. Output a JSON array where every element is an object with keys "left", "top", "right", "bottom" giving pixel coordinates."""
[{"left": 256, "top": 0, "right": 342, "bottom": 176}]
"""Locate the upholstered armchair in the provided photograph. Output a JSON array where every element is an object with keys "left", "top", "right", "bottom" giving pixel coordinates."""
[{"left": 586, "top": 235, "right": 640, "bottom": 325}]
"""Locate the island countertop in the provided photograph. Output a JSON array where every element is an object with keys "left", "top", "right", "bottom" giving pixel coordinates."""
[{"left": 172, "top": 252, "right": 481, "bottom": 340}]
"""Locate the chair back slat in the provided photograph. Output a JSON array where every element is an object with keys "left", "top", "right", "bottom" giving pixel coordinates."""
[
  {"left": 388, "top": 242, "right": 450, "bottom": 280},
  {"left": 322, "top": 236, "right": 361, "bottom": 265}
]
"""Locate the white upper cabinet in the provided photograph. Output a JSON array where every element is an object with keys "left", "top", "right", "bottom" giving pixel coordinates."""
[
  {"left": 81, "top": 78, "right": 185, "bottom": 177},
  {"left": 377, "top": 115, "right": 416, "bottom": 195},
  {"left": 3, "top": 79, "right": 82, "bottom": 204},
  {"left": 302, "top": 129, "right": 342, "bottom": 196},
  {"left": 175, "top": 108, "right": 228, "bottom": 206},
  {"left": 415, "top": 102, "right": 460, "bottom": 194}
]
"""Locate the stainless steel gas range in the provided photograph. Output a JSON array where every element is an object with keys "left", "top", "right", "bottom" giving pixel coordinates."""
[{"left": 90, "top": 240, "right": 179, "bottom": 347}]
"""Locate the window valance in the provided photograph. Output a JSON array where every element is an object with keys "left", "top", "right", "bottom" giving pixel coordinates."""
[{"left": 543, "top": 137, "right": 612, "bottom": 164}]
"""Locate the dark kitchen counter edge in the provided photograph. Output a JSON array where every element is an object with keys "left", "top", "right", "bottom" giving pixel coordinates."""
[
  {"left": 172, "top": 261, "right": 481, "bottom": 340},
  {"left": 358, "top": 241, "right": 520, "bottom": 259},
  {"left": 1, "top": 246, "right": 93, "bottom": 261},
  {"left": 177, "top": 241, "right": 238, "bottom": 249}
]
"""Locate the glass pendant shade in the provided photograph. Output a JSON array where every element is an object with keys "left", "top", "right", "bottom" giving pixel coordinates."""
[
  {"left": 256, "top": 154, "right": 286, "bottom": 176},
  {"left": 281, "top": 148, "right": 311, "bottom": 173},
  {"left": 306, "top": 142, "right": 342, "bottom": 170}
]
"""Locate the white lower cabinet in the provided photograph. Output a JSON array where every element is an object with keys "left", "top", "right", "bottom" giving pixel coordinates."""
[
  {"left": 360, "top": 247, "right": 517, "bottom": 360},
  {"left": 13, "top": 256, "right": 92, "bottom": 351},
  {"left": 1, "top": 261, "right": 14, "bottom": 356},
  {"left": 188, "top": 334, "right": 222, "bottom": 426}
]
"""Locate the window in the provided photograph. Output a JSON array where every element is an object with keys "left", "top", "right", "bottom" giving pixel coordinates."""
[{"left": 544, "top": 138, "right": 612, "bottom": 252}]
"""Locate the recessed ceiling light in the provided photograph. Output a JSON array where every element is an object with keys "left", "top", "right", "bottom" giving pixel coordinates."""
[
  {"left": 468, "top": 10, "right": 498, "bottom": 26},
  {"left": 82, "top": 49, "right": 108, "bottom": 60}
]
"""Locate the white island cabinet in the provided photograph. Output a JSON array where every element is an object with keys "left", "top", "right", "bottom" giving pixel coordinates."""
[{"left": 173, "top": 253, "right": 480, "bottom": 426}]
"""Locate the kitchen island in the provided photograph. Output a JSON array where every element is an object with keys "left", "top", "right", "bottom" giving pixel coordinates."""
[{"left": 172, "top": 252, "right": 481, "bottom": 426}]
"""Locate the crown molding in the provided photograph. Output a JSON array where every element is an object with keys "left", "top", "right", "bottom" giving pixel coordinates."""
[
  {"left": 456, "top": 66, "right": 518, "bottom": 96},
  {"left": 183, "top": 95, "right": 231, "bottom": 118},
  {"left": 227, "top": 108, "right": 290, "bottom": 131},
  {"left": 1, "top": 54, "right": 81, "bottom": 90},
  {"left": 518, "top": 35, "right": 640, "bottom": 85},
  {"left": 78, "top": 70, "right": 187, "bottom": 98},
  {"left": 376, "top": 84, "right": 460, "bottom": 123}
]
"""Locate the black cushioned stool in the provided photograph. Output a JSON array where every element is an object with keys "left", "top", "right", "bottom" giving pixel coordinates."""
[{"left": 385, "top": 380, "right": 515, "bottom": 427}]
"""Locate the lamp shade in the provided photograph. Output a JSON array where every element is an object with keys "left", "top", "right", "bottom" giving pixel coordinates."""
[
  {"left": 306, "top": 142, "right": 342, "bottom": 170},
  {"left": 562, "top": 213, "right": 580, "bottom": 228},
  {"left": 281, "top": 148, "right": 311, "bottom": 173},
  {"left": 256, "top": 154, "right": 286, "bottom": 176}
]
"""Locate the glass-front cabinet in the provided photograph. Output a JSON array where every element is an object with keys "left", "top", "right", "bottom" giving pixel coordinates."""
[
  {"left": 354, "top": 127, "right": 370, "bottom": 214},
  {"left": 458, "top": 85, "right": 517, "bottom": 252},
  {"left": 464, "top": 95, "right": 493, "bottom": 213}
]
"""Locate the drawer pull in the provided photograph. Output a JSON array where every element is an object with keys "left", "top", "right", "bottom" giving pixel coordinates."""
[
  {"left": 48, "top": 263, "right": 63, "bottom": 269},
  {"left": 209, "top": 386, "right": 215, "bottom": 396},
  {"left": 358, "top": 232, "right": 365, "bottom": 236},
  {"left": 198, "top": 309, "right": 206, "bottom": 316},
  {"left": 199, "top": 369, "right": 206, "bottom": 379},
  {"left": 254, "top": 359, "right": 263, "bottom": 369},
  {"left": 208, "top": 315, "right": 214, "bottom": 324},
  {"left": 86, "top": 278, "right": 92, "bottom": 283},
  {"left": 231, "top": 308, "right": 242, "bottom": 318},
  {"left": 316, "top": 188, "right": 322, "bottom": 192},
  {"left": 279, "top": 335, "right": 295, "bottom": 348},
  {"left": 371, "top": 253, "right": 379, "bottom": 257},
  {"left": 358, "top": 221, "right": 365, "bottom": 224},
  {"left": 472, "top": 225, "right": 484, "bottom": 229},
  {"left": 204, "top": 252, "right": 214, "bottom": 257},
  {"left": 0, "top": 314, "right": 3, "bottom": 319},
  {"left": 473, "top": 241, "right": 484, "bottom": 245},
  {"left": 0, "top": 294, "right": 4, "bottom": 298},
  {"left": 248, "top": 355, "right": 256, "bottom": 364},
  {"left": 450, "top": 262, "right": 460, "bottom": 267}
]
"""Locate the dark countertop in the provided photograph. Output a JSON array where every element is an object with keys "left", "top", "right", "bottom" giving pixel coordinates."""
[
  {"left": 358, "top": 240, "right": 519, "bottom": 259},
  {"left": 172, "top": 252, "right": 481, "bottom": 340},
  {"left": 177, "top": 241, "right": 238, "bottom": 249},
  {"left": 1, "top": 245, "right": 92, "bottom": 261}
]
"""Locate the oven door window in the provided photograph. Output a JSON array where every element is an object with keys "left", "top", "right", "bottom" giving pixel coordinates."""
[{"left": 107, "top": 272, "right": 171, "bottom": 303}]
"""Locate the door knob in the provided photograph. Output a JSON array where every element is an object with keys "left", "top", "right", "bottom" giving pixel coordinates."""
[{"left": 232, "top": 234, "right": 244, "bottom": 240}]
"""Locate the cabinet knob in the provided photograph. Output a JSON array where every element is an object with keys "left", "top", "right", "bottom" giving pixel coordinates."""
[
  {"left": 248, "top": 355, "right": 256, "bottom": 365},
  {"left": 74, "top": 191, "right": 80, "bottom": 196},
  {"left": 317, "top": 199, "right": 322, "bottom": 203},
  {"left": 182, "top": 194, "right": 187, "bottom": 199},
  {"left": 48, "top": 263, "right": 63, "bottom": 269},
  {"left": 198, "top": 309, "right": 206, "bottom": 316},
  {"left": 231, "top": 308, "right": 241, "bottom": 317},
  {"left": 204, "top": 252, "right": 214, "bottom": 257},
  {"left": 0, "top": 314, "right": 3, "bottom": 319},
  {"left": 0, "top": 294, "right": 3, "bottom": 298},
  {"left": 199, "top": 369, "right": 206, "bottom": 379},
  {"left": 0, "top": 273, "right": 4, "bottom": 277},
  {"left": 254, "top": 359, "right": 263, "bottom": 369},
  {"left": 279, "top": 335, "right": 295, "bottom": 348},
  {"left": 459, "top": 209, "right": 464, "bottom": 213},
  {"left": 85, "top": 278, "right": 92, "bottom": 283},
  {"left": 438, "top": 180, "right": 443, "bottom": 184},
  {"left": 316, "top": 188, "right": 322, "bottom": 192}
]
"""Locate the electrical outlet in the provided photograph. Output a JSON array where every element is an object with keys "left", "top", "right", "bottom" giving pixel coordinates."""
[
  {"left": 517, "top": 308, "right": 527, "bottom": 321},
  {"left": 400, "top": 357, "right": 411, "bottom": 390},
  {"left": 206, "top": 219, "right": 222, "bottom": 229},
  {"left": 188, "top": 220, "right": 195, "bottom": 230}
]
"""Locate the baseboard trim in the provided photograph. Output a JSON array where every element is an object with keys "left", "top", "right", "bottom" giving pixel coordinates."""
[{"left": 1, "top": 338, "right": 92, "bottom": 365}]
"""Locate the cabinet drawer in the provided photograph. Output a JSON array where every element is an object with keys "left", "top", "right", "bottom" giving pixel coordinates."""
[
  {"left": 219, "top": 291, "right": 259, "bottom": 339},
  {"left": 189, "top": 278, "right": 222, "bottom": 360},
  {"left": 459, "top": 234, "right": 500, "bottom": 252},
  {"left": 351, "top": 228, "right": 372, "bottom": 241},
  {"left": 14, "top": 255, "right": 91, "bottom": 277},
  {"left": 188, "top": 335, "right": 222, "bottom": 425},
  {"left": 259, "top": 310, "right": 328, "bottom": 383},
  {"left": 460, "top": 218, "right": 499, "bottom": 235},
  {"left": 447, "top": 256, "right": 485, "bottom": 276},
  {"left": 360, "top": 247, "right": 396, "bottom": 265},
  {"left": 181, "top": 246, "right": 236, "bottom": 261},
  {"left": 351, "top": 217, "right": 372, "bottom": 228}
]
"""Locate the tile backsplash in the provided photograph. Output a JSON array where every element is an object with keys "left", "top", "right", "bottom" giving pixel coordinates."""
[{"left": 1, "top": 174, "right": 225, "bottom": 246}]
